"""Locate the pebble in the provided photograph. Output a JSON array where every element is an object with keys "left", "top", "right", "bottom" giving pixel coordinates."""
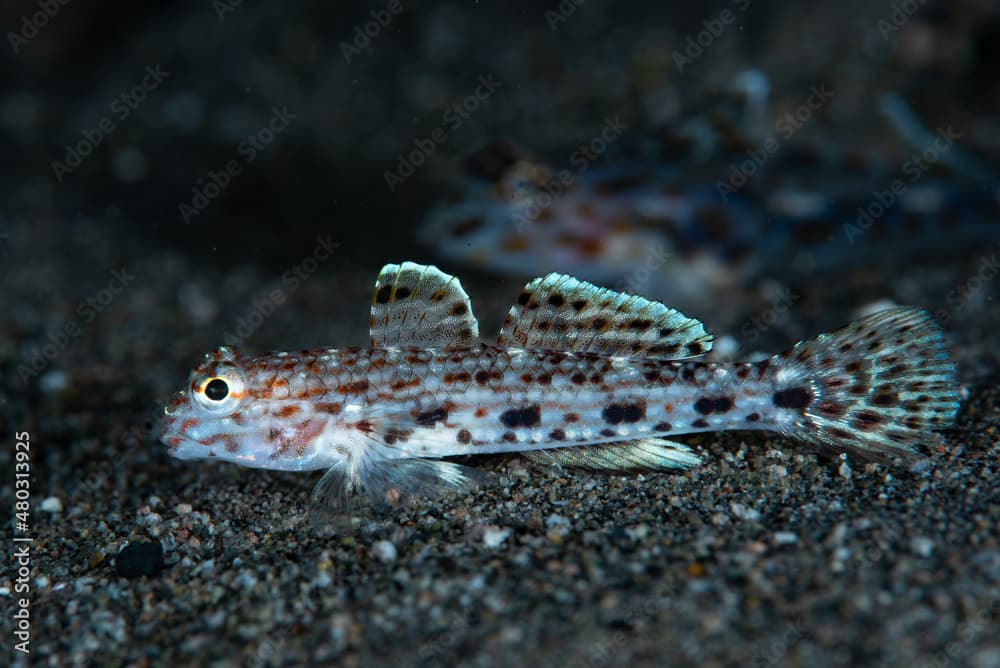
[
  {"left": 911, "top": 536, "right": 935, "bottom": 557},
  {"left": 730, "top": 502, "right": 761, "bottom": 521},
  {"left": 482, "top": 526, "right": 510, "bottom": 548},
  {"left": 372, "top": 540, "right": 398, "bottom": 564},
  {"left": 115, "top": 541, "right": 165, "bottom": 578},
  {"left": 41, "top": 496, "right": 64, "bottom": 512}
]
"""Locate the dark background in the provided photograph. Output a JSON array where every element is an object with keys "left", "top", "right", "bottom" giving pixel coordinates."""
[{"left": 2, "top": 1, "right": 999, "bottom": 666}]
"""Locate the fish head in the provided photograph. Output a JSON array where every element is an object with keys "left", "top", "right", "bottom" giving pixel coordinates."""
[{"left": 159, "top": 346, "right": 274, "bottom": 467}]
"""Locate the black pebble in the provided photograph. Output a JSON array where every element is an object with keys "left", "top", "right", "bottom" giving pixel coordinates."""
[{"left": 115, "top": 541, "right": 165, "bottom": 578}]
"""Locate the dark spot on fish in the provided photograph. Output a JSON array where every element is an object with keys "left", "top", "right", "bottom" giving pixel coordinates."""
[
  {"left": 564, "top": 412, "right": 580, "bottom": 423},
  {"left": 654, "top": 421, "right": 672, "bottom": 432},
  {"left": 549, "top": 429, "right": 566, "bottom": 441},
  {"left": 658, "top": 327, "right": 675, "bottom": 337},
  {"left": 818, "top": 401, "right": 847, "bottom": 417},
  {"left": 499, "top": 405, "right": 541, "bottom": 428},
  {"left": 871, "top": 388, "right": 898, "bottom": 407},
  {"left": 450, "top": 217, "right": 484, "bottom": 238},
  {"left": 450, "top": 302, "right": 468, "bottom": 316},
  {"left": 395, "top": 286, "right": 411, "bottom": 300},
  {"left": 600, "top": 428, "right": 616, "bottom": 437},
  {"left": 571, "top": 299, "right": 587, "bottom": 311},
  {"left": 375, "top": 285, "right": 392, "bottom": 304},
  {"left": 745, "top": 413, "right": 760, "bottom": 422},
  {"left": 602, "top": 402, "right": 645, "bottom": 424},
  {"left": 457, "top": 429, "right": 472, "bottom": 444},
  {"left": 548, "top": 294, "right": 565, "bottom": 307},
  {"left": 502, "top": 431, "right": 517, "bottom": 442},
  {"left": 736, "top": 366, "right": 750, "bottom": 380},
  {"left": 686, "top": 342, "right": 705, "bottom": 356},
  {"left": 571, "top": 372, "right": 586, "bottom": 385},
  {"left": 416, "top": 406, "right": 449, "bottom": 427},
  {"left": 518, "top": 291, "right": 531, "bottom": 306},
  {"left": 592, "top": 318, "right": 607, "bottom": 330},
  {"left": 475, "top": 370, "right": 491, "bottom": 385},
  {"left": 884, "top": 364, "right": 908, "bottom": 379},
  {"left": 773, "top": 387, "right": 811, "bottom": 409},
  {"left": 692, "top": 419, "right": 709, "bottom": 429},
  {"left": 851, "top": 410, "right": 883, "bottom": 430},
  {"left": 648, "top": 343, "right": 681, "bottom": 356},
  {"left": 628, "top": 318, "right": 653, "bottom": 330}
]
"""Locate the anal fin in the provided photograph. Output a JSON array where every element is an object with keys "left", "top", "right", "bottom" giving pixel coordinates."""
[{"left": 525, "top": 438, "right": 701, "bottom": 471}]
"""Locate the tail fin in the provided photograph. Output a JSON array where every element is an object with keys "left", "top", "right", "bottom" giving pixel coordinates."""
[{"left": 772, "top": 307, "right": 960, "bottom": 458}]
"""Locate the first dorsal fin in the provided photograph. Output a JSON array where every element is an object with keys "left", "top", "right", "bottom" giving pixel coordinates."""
[
  {"left": 498, "top": 273, "right": 713, "bottom": 358},
  {"left": 525, "top": 438, "right": 701, "bottom": 471},
  {"left": 370, "top": 262, "right": 479, "bottom": 347}
]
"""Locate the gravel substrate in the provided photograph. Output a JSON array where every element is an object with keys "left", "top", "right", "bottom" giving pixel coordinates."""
[{"left": 2, "top": 2, "right": 998, "bottom": 666}]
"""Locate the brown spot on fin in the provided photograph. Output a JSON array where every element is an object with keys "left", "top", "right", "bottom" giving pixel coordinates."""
[
  {"left": 497, "top": 273, "right": 713, "bottom": 358},
  {"left": 370, "top": 262, "right": 479, "bottom": 348}
]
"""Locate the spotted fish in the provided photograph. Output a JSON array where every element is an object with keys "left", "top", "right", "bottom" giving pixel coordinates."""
[
  {"left": 160, "top": 261, "right": 960, "bottom": 524},
  {"left": 418, "top": 141, "right": 1000, "bottom": 311}
]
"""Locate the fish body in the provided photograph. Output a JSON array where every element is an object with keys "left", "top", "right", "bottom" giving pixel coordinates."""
[
  {"left": 161, "top": 262, "right": 960, "bottom": 521},
  {"left": 419, "top": 148, "right": 999, "bottom": 309}
]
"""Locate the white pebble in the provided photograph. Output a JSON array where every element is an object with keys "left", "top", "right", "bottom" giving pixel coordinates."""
[
  {"left": 911, "top": 536, "right": 935, "bottom": 557},
  {"left": 39, "top": 371, "right": 68, "bottom": 394},
  {"left": 482, "top": 527, "right": 510, "bottom": 548},
  {"left": 773, "top": 531, "right": 798, "bottom": 545},
  {"left": 730, "top": 502, "right": 761, "bottom": 521},
  {"left": 372, "top": 540, "right": 397, "bottom": 564},
  {"left": 41, "top": 497, "right": 63, "bottom": 512}
]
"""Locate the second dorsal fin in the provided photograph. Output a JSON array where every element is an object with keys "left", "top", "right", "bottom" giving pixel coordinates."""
[
  {"left": 497, "top": 273, "right": 713, "bottom": 358},
  {"left": 370, "top": 262, "right": 479, "bottom": 348}
]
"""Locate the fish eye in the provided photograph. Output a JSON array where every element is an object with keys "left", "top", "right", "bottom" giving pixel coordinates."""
[
  {"left": 204, "top": 378, "right": 229, "bottom": 401},
  {"left": 193, "top": 365, "right": 245, "bottom": 413}
]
